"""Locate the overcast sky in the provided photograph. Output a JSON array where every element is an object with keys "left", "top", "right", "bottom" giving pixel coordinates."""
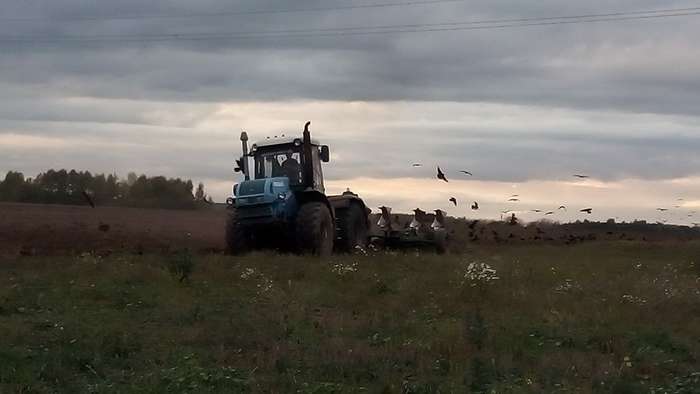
[{"left": 2, "top": 0, "right": 700, "bottom": 224}]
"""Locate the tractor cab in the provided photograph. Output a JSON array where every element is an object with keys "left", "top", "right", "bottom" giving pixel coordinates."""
[{"left": 247, "top": 135, "right": 328, "bottom": 193}]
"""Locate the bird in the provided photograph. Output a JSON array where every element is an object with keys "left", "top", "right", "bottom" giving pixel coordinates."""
[
  {"left": 558, "top": 205, "right": 567, "bottom": 211},
  {"left": 459, "top": 170, "right": 473, "bottom": 176},
  {"left": 449, "top": 197, "right": 457, "bottom": 206},
  {"left": 436, "top": 167, "right": 448, "bottom": 182},
  {"left": 545, "top": 211, "right": 554, "bottom": 215},
  {"left": 412, "top": 163, "right": 422, "bottom": 167},
  {"left": 377, "top": 206, "right": 392, "bottom": 229},
  {"left": 508, "top": 198, "right": 519, "bottom": 202},
  {"left": 657, "top": 208, "right": 669, "bottom": 212},
  {"left": 532, "top": 209, "right": 543, "bottom": 213},
  {"left": 580, "top": 208, "right": 593, "bottom": 214},
  {"left": 81, "top": 190, "right": 95, "bottom": 208},
  {"left": 471, "top": 201, "right": 479, "bottom": 210},
  {"left": 431, "top": 209, "right": 446, "bottom": 230},
  {"left": 510, "top": 194, "right": 519, "bottom": 197},
  {"left": 573, "top": 174, "right": 589, "bottom": 179},
  {"left": 409, "top": 209, "right": 423, "bottom": 230}
]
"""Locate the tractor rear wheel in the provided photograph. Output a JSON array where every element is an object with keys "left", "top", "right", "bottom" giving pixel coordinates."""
[
  {"left": 336, "top": 203, "right": 369, "bottom": 252},
  {"left": 225, "top": 211, "right": 250, "bottom": 255},
  {"left": 296, "top": 202, "right": 334, "bottom": 256}
]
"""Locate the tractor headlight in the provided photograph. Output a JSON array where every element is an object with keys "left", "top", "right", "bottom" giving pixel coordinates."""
[
  {"left": 277, "top": 193, "right": 287, "bottom": 201},
  {"left": 293, "top": 138, "right": 302, "bottom": 146}
]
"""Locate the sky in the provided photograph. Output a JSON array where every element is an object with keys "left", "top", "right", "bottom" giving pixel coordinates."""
[{"left": 1, "top": 0, "right": 700, "bottom": 224}]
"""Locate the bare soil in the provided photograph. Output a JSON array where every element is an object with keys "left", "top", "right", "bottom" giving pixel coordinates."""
[{"left": 0, "top": 202, "right": 227, "bottom": 256}]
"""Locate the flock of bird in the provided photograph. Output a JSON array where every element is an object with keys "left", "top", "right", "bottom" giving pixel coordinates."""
[
  {"left": 416, "top": 163, "right": 595, "bottom": 220},
  {"left": 409, "top": 163, "right": 697, "bottom": 226}
]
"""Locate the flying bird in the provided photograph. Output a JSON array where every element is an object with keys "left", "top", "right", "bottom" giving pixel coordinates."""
[
  {"left": 573, "top": 174, "right": 589, "bottom": 179},
  {"left": 510, "top": 194, "right": 519, "bottom": 197},
  {"left": 558, "top": 205, "right": 567, "bottom": 211},
  {"left": 545, "top": 211, "right": 554, "bottom": 215},
  {"left": 532, "top": 209, "right": 543, "bottom": 213},
  {"left": 459, "top": 170, "right": 473, "bottom": 176},
  {"left": 449, "top": 197, "right": 457, "bottom": 206},
  {"left": 471, "top": 201, "right": 479, "bottom": 210},
  {"left": 508, "top": 198, "right": 519, "bottom": 202},
  {"left": 412, "top": 163, "right": 422, "bottom": 167},
  {"left": 81, "top": 190, "right": 95, "bottom": 208},
  {"left": 436, "top": 166, "right": 448, "bottom": 182},
  {"left": 657, "top": 208, "right": 669, "bottom": 212},
  {"left": 580, "top": 208, "right": 593, "bottom": 214}
]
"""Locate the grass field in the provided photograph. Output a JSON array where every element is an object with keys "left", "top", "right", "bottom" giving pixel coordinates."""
[{"left": 2, "top": 242, "right": 699, "bottom": 393}]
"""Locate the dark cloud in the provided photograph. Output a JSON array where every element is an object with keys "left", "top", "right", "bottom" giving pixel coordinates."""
[{"left": 2, "top": 0, "right": 699, "bottom": 113}]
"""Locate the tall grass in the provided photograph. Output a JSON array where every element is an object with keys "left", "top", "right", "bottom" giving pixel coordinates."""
[{"left": 1, "top": 242, "right": 699, "bottom": 392}]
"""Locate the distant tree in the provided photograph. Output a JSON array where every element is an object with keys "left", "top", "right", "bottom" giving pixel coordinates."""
[
  {"left": 126, "top": 172, "right": 138, "bottom": 186},
  {"left": 195, "top": 182, "right": 206, "bottom": 201},
  {"left": 0, "top": 171, "right": 25, "bottom": 201},
  {"left": 0, "top": 169, "right": 199, "bottom": 209}
]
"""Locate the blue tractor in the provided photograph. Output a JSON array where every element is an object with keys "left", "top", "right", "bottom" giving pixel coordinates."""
[{"left": 226, "top": 122, "right": 370, "bottom": 255}]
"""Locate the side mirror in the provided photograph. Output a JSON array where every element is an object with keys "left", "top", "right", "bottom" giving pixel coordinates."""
[{"left": 320, "top": 145, "right": 330, "bottom": 162}]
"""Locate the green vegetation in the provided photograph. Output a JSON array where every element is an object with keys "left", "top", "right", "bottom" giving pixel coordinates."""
[
  {"left": 0, "top": 170, "right": 211, "bottom": 209},
  {"left": 1, "top": 242, "right": 699, "bottom": 392}
]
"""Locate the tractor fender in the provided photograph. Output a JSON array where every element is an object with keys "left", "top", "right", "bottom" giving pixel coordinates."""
[{"left": 296, "top": 190, "right": 335, "bottom": 220}]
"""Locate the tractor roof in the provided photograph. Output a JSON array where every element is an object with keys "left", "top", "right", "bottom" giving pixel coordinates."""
[{"left": 252, "top": 136, "right": 321, "bottom": 149}]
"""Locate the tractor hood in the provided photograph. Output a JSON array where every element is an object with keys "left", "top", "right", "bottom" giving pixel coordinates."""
[{"left": 234, "top": 177, "right": 292, "bottom": 207}]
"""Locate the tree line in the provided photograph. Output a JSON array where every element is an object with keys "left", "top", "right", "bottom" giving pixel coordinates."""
[{"left": 0, "top": 169, "right": 212, "bottom": 209}]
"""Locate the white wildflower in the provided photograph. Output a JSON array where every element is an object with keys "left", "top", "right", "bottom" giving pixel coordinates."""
[
  {"left": 621, "top": 294, "right": 647, "bottom": 306},
  {"left": 462, "top": 261, "right": 499, "bottom": 286},
  {"left": 240, "top": 267, "right": 255, "bottom": 280},
  {"left": 353, "top": 245, "right": 368, "bottom": 255},
  {"left": 331, "top": 261, "right": 359, "bottom": 276},
  {"left": 554, "top": 279, "right": 581, "bottom": 293}
]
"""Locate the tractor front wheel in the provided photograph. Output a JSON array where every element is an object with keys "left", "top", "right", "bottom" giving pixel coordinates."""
[
  {"left": 296, "top": 202, "right": 334, "bottom": 256},
  {"left": 225, "top": 211, "right": 250, "bottom": 255}
]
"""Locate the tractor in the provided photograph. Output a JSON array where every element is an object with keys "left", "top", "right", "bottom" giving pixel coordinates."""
[{"left": 226, "top": 122, "right": 370, "bottom": 255}]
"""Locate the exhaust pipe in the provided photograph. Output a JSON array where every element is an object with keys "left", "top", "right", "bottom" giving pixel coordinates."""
[
  {"left": 240, "top": 131, "right": 250, "bottom": 181},
  {"left": 302, "top": 121, "right": 314, "bottom": 188}
]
